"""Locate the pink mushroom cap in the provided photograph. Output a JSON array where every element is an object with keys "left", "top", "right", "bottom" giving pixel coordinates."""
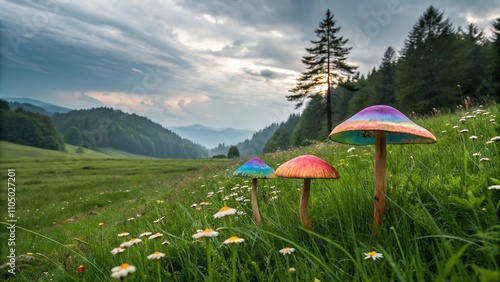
[{"left": 275, "top": 155, "right": 340, "bottom": 179}]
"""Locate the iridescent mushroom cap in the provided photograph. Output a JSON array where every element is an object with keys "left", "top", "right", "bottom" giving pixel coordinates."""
[
  {"left": 275, "top": 155, "right": 340, "bottom": 179},
  {"left": 328, "top": 105, "right": 437, "bottom": 145},
  {"left": 233, "top": 157, "right": 276, "bottom": 179}
]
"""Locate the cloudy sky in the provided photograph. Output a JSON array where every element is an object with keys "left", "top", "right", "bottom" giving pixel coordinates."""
[{"left": 1, "top": 0, "right": 499, "bottom": 131}]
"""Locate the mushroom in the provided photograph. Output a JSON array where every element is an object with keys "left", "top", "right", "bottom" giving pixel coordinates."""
[
  {"left": 275, "top": 155, "right": 340, "bottom": 230},
  {"left": 328, "top": 105, "right": 437, "bottom": 233},
  {"left": 233, "top": 157, "right": 276, "bottom": 225}
]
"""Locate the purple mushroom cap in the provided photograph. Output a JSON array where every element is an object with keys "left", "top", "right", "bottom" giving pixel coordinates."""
[{"left": 329, "top": 105, "right": 437, "bottom": 145}]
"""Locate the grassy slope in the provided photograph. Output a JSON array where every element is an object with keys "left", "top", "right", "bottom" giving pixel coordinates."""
[{"left": 0, "top": 106, "right": 499, "bottom": 281}]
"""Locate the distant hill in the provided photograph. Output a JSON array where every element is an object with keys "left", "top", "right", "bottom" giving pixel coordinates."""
[
  {"left": 209, "top": 123, "right": 279, "bottom": 157},
  {"left": 169, "top": 124, "right": 255, "bottom": 149},
  {"left": 4, "top": 98, "right": 72, "bottom": 114},
  {"left": 52, "top": 107, "right": 209, "bottom": 159}
]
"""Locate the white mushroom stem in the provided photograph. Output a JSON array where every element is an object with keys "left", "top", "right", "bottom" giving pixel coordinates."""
[
  {"left": 251, "top": 178, "right": 261, "bottom": 225},
  {"left": 373, "top": 130, "right": 387, "bottom": 234},
  {"left": 300, "top": 178, "right": 313, "bottom": 230}
]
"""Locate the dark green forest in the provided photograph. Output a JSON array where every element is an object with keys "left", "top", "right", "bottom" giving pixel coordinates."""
[
  {"left": 0, "top": 100, "right": 65, "bottom": 151},
  {"left": 51, "top": 107, "right": 209, "bottom": 158},
  {"left": 264, "top": 7, "right": 500, "bottom": 153}
]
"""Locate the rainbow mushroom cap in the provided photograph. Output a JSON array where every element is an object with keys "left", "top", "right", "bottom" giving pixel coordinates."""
[
  {"left": 234, "top": 157, "right": 275, "bottom": 225},
  {"left": 328, "top": 105, "right": 437, "bottom": 145},
  {"left": 328, "top": 105, "right": 437, "bottom": 234},
  {"left": 275, "top": 155, "right": 340, "bottom": 230}
]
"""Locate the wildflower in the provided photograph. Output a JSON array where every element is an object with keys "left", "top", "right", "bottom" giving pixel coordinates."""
[
  {"left": 147, "top": 251, "right": 166, "bottom": 260},
  {"left": 126, "top": 217, "right": 135, "bottom": 221},
  {"left": 452, "top": 125, "right": 459, "bottom": 129},
  {"left": 459, "top": 118, "right": 466, "bottom": 123},
  {"left": 154, "top": 216, "right": 165, "bottom": 223},
  {"left": 480, "top": 158, "right": 490, "bottom": 162},
  {"left": 98, "top": 222, "right": 104, "bottom": 227},
  {"left": 190, "top": 203, "right": 198, "bottom": 208},
  {"left": 289, "top": 267, "right": 296, "bottom": 274},
  {"left": 192, "top": 228, "right": 219, "bottom": 239},
  {"left": 223, "top": 236, "right": 244, "bottom": 244},
  {"left": 347, "top": 147, "right": 356, "bottom": 153},
  {"left": 214, "top": 206, "right": 237, "bottom": 218},
  {"left": 491, "top": 136, "right": 500, "bottom": 142},
  {"left": 207, "top": 192, "right": 214, "bottom": 197},
  {"left": 161, "top": 240, "right": 171, "bottom": 245},
  {"left": 488, "top": 185, "right": 500, "bottom": 190},
  {"left": 236, "top": 211, "right": 246, "bottom": 216},
  {"left": 199, "top": 201, "right": 210, "bottom": 206},
  {"left": 117, "top": 232, "right": 129, "bottom": 237},
  {"left": 121, "top": 238, "right": 142, "bottom": 247},
  {"left": 472, "top": 152, "right": 481, "bottom": 157},
  {"left": 235, "top": 196, "right": 245, "bottom": 201},
  {"left": 364, "top": 251, "right": 383, "bottom": 260},
  {"left": 111, "top": 247, "right": 125, "bottom": 255},
  {"left": 77, "top": 265, "right": 85, "bottom": 273},
  {"left": 279, "top": 247, "right": 295, "bottom": 255},
  {"left": 469, "top": 135, "right": 478, "bottom": 140},
  {"left": 139, "top": 232, "right": 152, "bottom": 237},
  {"left": 459, "top": 129, "right": 469, "bottom": 133},
  {"left": 111, "top": 263, "right": 136, "bottom": 279},
  {"left": 270, "top": 196, "right": 278, "bottom": 201},
  {"left": 149, "top": 232, "right": 163, "bottom": 239}
]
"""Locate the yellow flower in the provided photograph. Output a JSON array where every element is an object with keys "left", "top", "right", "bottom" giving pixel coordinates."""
[
  {"left": 147, "top": 251, "right": 165, "bottom": 260},
  {"left": 98, "top": 222, "right": 104, "bottom": 227},
  {"left": 192, "top": 228, "right": 219, "bottom": 239},
  {"left": 223, "top": 236, "right": 244, "bottom": 244},
  {"left": 279, "top": 247, "right": 295, "bottom": 255},
  {"left": 120, "top": 238, "right": 142, "bottom": 248},
  {"left": 213, "top": 206, "right": 237, "bottom": 218},
  {"left": 148, "top": 232, "right": 163, "bottom": 239},
  {"left": 364, "top": 251, "right": 383, "bottom": 260},
  {"left": 111, "top": 263, "right": 136, "bottom": 279}
]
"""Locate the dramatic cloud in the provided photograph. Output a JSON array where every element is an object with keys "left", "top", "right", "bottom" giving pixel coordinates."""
[{"left": 1, "top": 0, "right": 498, "bottom": 130}]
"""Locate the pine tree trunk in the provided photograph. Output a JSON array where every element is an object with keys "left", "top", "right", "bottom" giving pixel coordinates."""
[{"left": 326, "top": 87, "right": 332, "bottom": 132}]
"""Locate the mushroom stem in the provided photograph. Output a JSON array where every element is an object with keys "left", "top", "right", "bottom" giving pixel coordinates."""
[
  {"left": 300, "top": 178, "right": 313, "bottom": 230},
  {"left": 251, "top": 178, "right": 261, "bottom": 225},
  {"left": 373, "top": 130, "right": 387, "bottom": 234}
]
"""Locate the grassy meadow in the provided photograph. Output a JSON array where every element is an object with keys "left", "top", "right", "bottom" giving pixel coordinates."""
[{"left": 1, "top": 105, "right": 500, "bottom": 281}]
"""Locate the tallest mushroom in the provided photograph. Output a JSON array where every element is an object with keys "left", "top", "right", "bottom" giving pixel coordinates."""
[{"left": 328, "top": 105, "right": 436, "bottom": 234}]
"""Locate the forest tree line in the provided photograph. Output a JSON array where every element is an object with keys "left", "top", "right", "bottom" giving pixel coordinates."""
[
  {"left": 0, "top": 99, "right": 66, "bottom": 151},
  {"left": 51, "top": 107, "right": 209, "bottom": 158},
  {"left": 264, "top": 6, "right": 500, "bottom": 153}
]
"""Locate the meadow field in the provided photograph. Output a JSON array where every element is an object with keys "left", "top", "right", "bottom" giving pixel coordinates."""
[{"left": 1, "top": 105, "right": 499, "bottom": 281}]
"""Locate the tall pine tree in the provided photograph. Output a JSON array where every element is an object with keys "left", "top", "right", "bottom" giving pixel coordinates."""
[
  {"left": 288, "top": 9, "right": 357, "bottom": 132},
  {"left": 492, "top": 18, "right": 500, "bottom": 100},
  {"left": 395, "top": 6, "right": 470, "bottom": 114}
]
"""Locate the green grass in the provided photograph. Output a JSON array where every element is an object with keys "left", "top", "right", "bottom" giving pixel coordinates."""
[{"left": 1, "top": 105, "right": 499, "bottom": 281}]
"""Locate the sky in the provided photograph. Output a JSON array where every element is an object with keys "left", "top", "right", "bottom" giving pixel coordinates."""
[{"left": 1, "top": 0, "right": 499, "bottom": 131}]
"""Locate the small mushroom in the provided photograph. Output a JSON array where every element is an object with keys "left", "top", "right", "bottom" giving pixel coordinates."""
[
  {"left": 275, "top": 155, "right": 340, "bottom": 230},
  {"left": 328, "top": 105, "right": 437, "bottom": 234},
  {"left": 233, "top": 157, "right": 275, "bottom": 225}
]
